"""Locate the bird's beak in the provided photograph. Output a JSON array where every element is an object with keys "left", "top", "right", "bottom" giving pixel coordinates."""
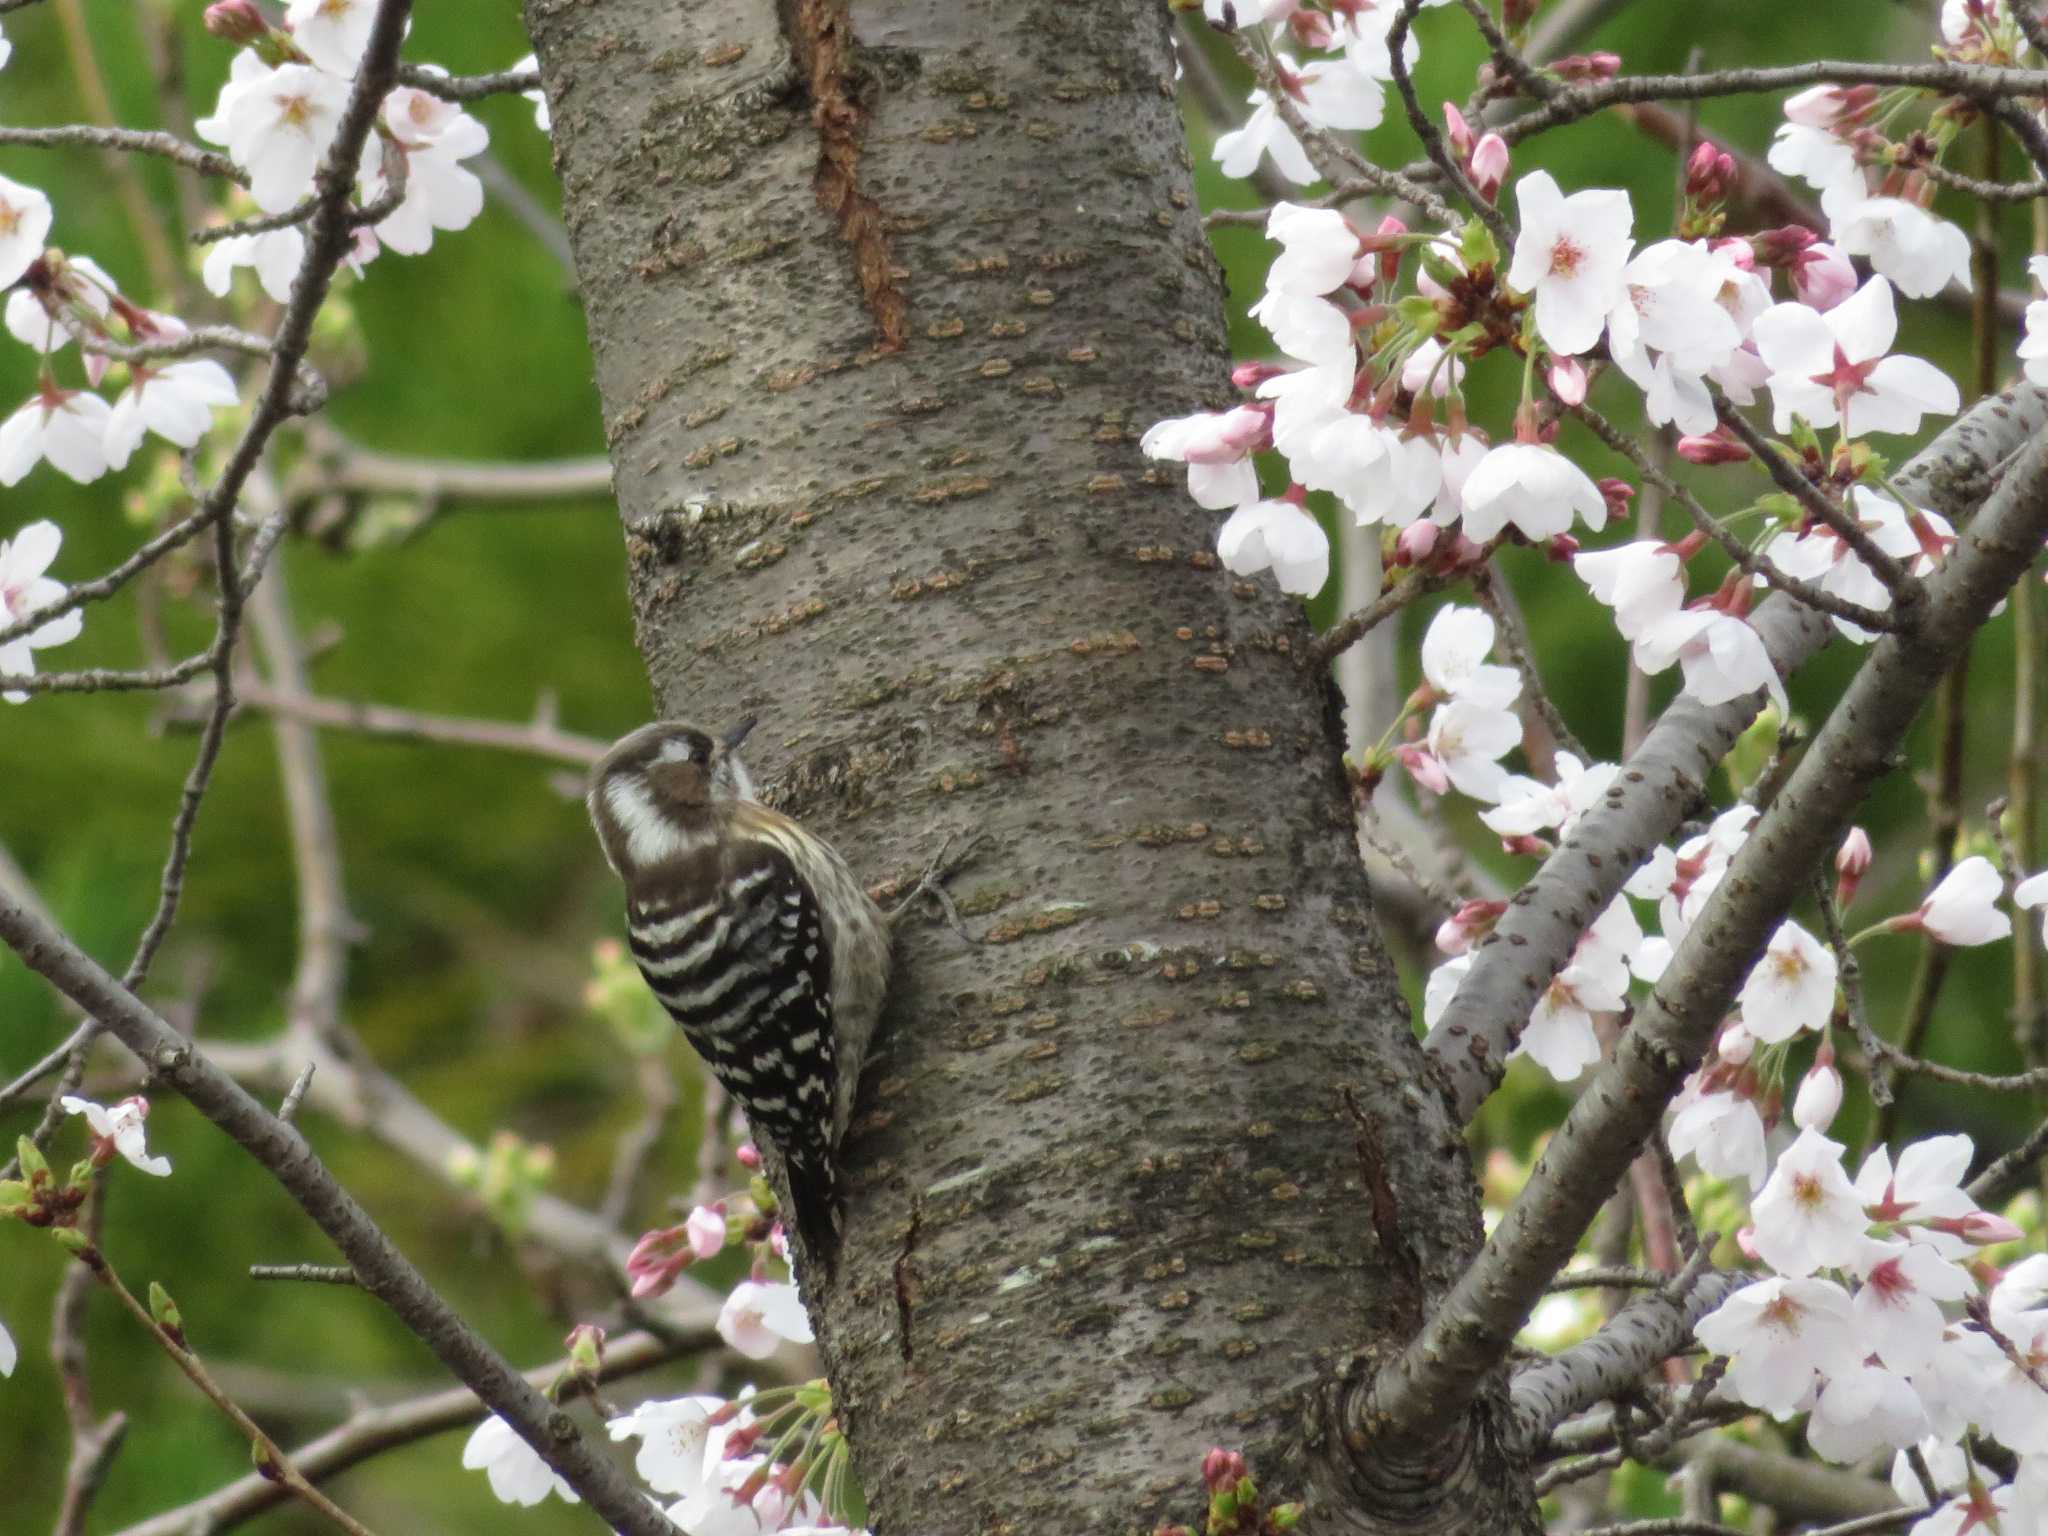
[{"left": 723, "top": 715, "right": 759, "bottom": 754}]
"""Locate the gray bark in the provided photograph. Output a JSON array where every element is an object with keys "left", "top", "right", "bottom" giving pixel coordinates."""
[{"left": 523, "top": 0, "right": 1535, "bottom": 1528}]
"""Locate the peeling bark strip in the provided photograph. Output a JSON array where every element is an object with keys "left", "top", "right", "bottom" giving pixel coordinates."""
[{"left": 789, "top": 0, "right": 907, "bottom": 350}]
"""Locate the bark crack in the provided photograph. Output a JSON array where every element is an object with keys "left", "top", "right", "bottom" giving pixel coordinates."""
[
  {"left": 893, "top": 1193, "right": 922, "bottom": 1365},
  {"left": 788, "top": 0, "right": 908, "bottom": 351}
]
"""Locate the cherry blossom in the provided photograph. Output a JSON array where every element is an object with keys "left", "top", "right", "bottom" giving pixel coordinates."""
[
  {"left": 1458, "top": 440, "right": 1608, "bottom": 542},
  {"left": 105, "top": 360, "right": 240, "bottom": 469},
  {"left": 1420, "top": 606, "right": 1520, "bottom": 709},
  {"left": 364, "top": 97, "right": 490, "bottom": 256},
  {"left": 1215, "top": 496, "right": 1328, "bottom": 596},
  {"left": 1480, "top": 753, "right": 1619, "bottom": 841},
  {"left": 1831, "top": 198, "right": 1972, "bottom": 300},
  {"left": 204, "top": 61, "right": 352, "bottom": 213},
  {"left": 284, "top": 0, "right": 380, "bottom": 75},
  {"left": 511, "top": 53, "right": 551, "bottom": 133},
  {"left": 462, "top": 1414, "right": 580, "bottom": 1507},
  {"left": 1749, "top": 1127, "right": 1867, "bottom": 1276},
  {"left": 1633, "top": 604, "right": 1786, "bottom": 717},
  {"left": 2016, "top": 868, "right": 2048, "bottom": 945},
  {"left": 201, "top": 224, "right": 308, "bottom": 304},
  {"left": 0, "top": 173, "right": 51, "bottom": 291},
  {"left": 1573, "top": 541, "right": 1685, "bottom": 639},
  {"left": 1694, "top": 1273, "right": 1861, "bottom": 1416},
  {"left": 6, "top": 253, "right": 117, "bottom": 354},
  {"left": 1767, "top": 487, "right": 1953, "bottom": 643},
  {"left": 2021, "top": 255, "right": 2048, "bottom": 387},
  {"left": 1846, "top": 1237, "right": 1971, "bottom": 1374},
  {"left": 0, "top": 1317, "right": 14, "bottom": 1377},
  {"left": 1265, "top": 203, "right": 1361, "bottom": 295},
  {"left": 1668, "top": 1084, "right": 1769, "bottom": 1189},
  {"left": 1895, "top": 855, "right": 2012, "bottom": 946},
  {"left": 1280, "top": 50, "right": 1385, "bottom": 134},
  {"left": 1514, "top": 899, "right": 1640, "bottom": 1082},
  {"left": 1736, "top": 920, "right": 1837, "bottom": 1043},
  {"left": 717, "top": 1280, "right": 813, "bottom": 1360},
  {"left": 1505, "top": 171, "right": 1634, "bottom": 356},
  {"left": 607, "top": 1394, "right": 731, "bottom": 1496},
  {"left": 0, "top": 520, "right": 84, "bottom": 701},
  {"left": 1419, "top": 697, "right": 1521, "bottom": 801},
  {"left": 0, "top": 386, "right": 113, "bottom": 486},
  {"left": 1214, "top": 93, "right": 1317, "bottom": 185},
  {"left": 1804, "top": 1362, "right": 1930, "bottom": 1463},
  {"left": 1751, "top": 276, "right": 1961, "bottom": 438},
  {"left": 1853, "top": 1135, "right": 1979, "bottom": 1236},
  {"left": 1248, "top": 287, "right": 1353, "bottom": 367},
  {"left": 1141, "top": 407, "right": 1265, "bottom": 511},
  {"left": 60, "top": 1095, "right": 173, "bottom": 1176}
]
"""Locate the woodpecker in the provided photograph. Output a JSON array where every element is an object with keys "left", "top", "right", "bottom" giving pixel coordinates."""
[{"left": 587, "top": 719, "right": 890, "bottom": 1275}]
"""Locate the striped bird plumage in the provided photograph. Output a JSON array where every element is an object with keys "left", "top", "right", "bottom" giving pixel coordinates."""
[{"left": 627, "top": 838, "right": 843, "bottom": 1263}]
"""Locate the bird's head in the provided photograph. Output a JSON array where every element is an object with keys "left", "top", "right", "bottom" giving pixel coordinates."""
[{"left": 586, "top": 717, "right": 758, "bottom": 877}]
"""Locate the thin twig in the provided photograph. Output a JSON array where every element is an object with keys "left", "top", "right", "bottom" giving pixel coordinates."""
[
  {"left": 79, "top": 1246, "right": 381, "bottom": 1536},
  {"left": 1570, "top": 398, "right": 1901, "bottom": 634},
  {"left": 1309, "top": 564, "right": 1471, "bottom": 668},
  {"left": 393, "top": 63, "right": 540, "bottom": 102},
  {"left": 0, "top": 124, "right": 242, "bottom": 182},
  {"left": 249, "top": 1264, "right": 361, "bottom": 1286}
]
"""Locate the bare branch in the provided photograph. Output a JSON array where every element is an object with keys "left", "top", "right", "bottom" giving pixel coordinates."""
[
  {"left": 393, "top": 63, "right": 540, "bottom": 102},
  {"left": 1507, "top": 1268, "right": 1741, "bottom": 1449},
  {"left": 0, "top": 123, "right": 242, "bottom": 182}
]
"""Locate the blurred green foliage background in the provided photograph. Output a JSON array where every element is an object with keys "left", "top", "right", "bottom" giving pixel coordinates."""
[{"left": 0, "top": 0, "right": 2038, "bottom": 1530}]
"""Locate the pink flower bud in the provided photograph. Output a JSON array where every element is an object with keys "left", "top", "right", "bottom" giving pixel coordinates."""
[
  {"left": 735, "top": 1142, "right": 763, "bottom": 1169},
  {"left": 1550, "top": 51, "right": 1621, "bottom": 83},
  {"left": 1443, "top": 102, "right": 1474, "bottom": 159},
  {"left": 1392, "top": 519, "right": 1441, "bottom": 567},
  {"left": 204, "top": 0, "right": 269, "bottom": 43},
  {"left": 1284, "top": 5, "right": 1332, "bottom": 48},
  {"left": 1719, "top": 1020, "right": 1756, "bottom": 1065},
  {"left": 1544, "top": 534, "right": 1581, "bottom": 563},
  {"left": 1202, "top": 1449, "right": 1249, "bottom": 1493},
  {"left": 1396, "top": 744, "right": 1450, "bottom": 796},
  {"left": 1735, "top": 1225, "right": 1762, "bottom": 1261},
  {"left": 626, "top": 1226, "right": 696, "bottom": 1300},
  {"left": 1470, "top": 134, "right": 1510, "bottom": 201},
  {"left": 1230, "top": 361, "right": 1287, "bottom": 391},
  {"left": 1543, "top": 356, "right": 1586, "bottom": 406},
  {"left": 1598, "top": 477, "right": 1635, "bottom": 523},
  {"left": 1926, "top": 1210, "right": 2026, "bottom": 1245},
  {"left": 1676, "top": 430, "right": 1752, "bottom": 465},
  {"left": 1792, "top": 1045, "right": 1842, "bottom": 1132},
  {"left": 1790, "top": 242, "right": 1857, "bottom": 311},
  {"left": 685, "top": 1203, "right": 728, "bottom": 1258},
  {"left": 1747, "top": 223, "right": 1818, "bottom": 270},
  {"left": 1834, "top": 827, "right": 1872, "bottom": 908},
  {"left": 1685, "top": 141, "right": 1726, "bottom": 201},
  {"left": 1435, "top": 899, "right": 1507, "bottom": 955},
  {"left": 1498, "top": 833, "right": 1551, "bottom": 858}
]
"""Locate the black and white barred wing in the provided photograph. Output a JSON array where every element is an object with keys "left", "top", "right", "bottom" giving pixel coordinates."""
[{"left": 625, "top": 844, "right": 842, "bottom": 1260}]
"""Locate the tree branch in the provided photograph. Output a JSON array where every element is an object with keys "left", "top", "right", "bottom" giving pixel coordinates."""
[
  {"left": 1372, "top": 410, "right": 2048, "bottom": 1449},
  {"left": 0, "top": 893, "right": 680, "bottom": 1536},
  {"left": 110, "top": 1328, "right": 713, "bottom": 1536},
  {"left": 1420, "top": 382, "right": 2048, "bottom": 1120}
]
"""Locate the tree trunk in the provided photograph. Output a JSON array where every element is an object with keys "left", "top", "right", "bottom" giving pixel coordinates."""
[{"left": 523, "top": 0, "right": 1537, "bottom": 1528}]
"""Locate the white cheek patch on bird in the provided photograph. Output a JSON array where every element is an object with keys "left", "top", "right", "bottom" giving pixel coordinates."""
[{"left": 604, "top": 776, "right": 706, "bottom": 867}]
